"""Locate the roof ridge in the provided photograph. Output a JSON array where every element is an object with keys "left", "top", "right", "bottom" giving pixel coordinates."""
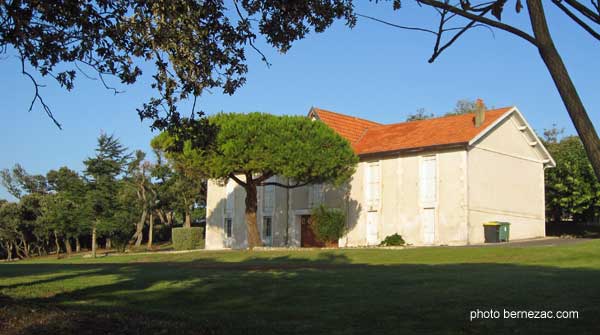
[
  {"left": 312, "top": 107, "right": 382, "bottom": 125},
  {"left": 370, "top": 106, "right": 514, "bottom": 129}
]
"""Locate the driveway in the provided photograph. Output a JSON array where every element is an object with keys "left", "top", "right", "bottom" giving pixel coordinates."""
[{"left": 468, "top": 236, "right": 594, "bottom": 248}]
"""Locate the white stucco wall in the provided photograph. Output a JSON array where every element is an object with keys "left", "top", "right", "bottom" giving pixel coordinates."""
[
  {"left": 343, "top": 149, "right": 468, "bottom": 247},
  {"left": 466, "top": 113, "right": 547, "bottom": 243}
]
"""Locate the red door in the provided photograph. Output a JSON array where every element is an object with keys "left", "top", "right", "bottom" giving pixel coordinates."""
[{"left": 300, "top": 215, "right": 338, "bottom": 248}]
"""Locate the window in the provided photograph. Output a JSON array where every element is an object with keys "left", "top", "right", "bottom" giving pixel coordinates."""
[
  {"left": 366, "top": 162, "right": 380, "bottom": 211},
  {"left": 308, "top": 183, "right": 324, "bottom": 208},
  {"left": 224, "top": 218, "right": 233, "bottom": 238},
  {"left": 263, "top": 216, "right": 272, "bottom": 239},
  {"left": 420, "top": 156, "right": 437, "bottom": 205},
  {"left": 262, "top": 178, "right": 275, "bottom": 213}
]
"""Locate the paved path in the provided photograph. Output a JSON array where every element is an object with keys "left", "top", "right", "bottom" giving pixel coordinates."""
[{"left": 466, "top": 237, "right": 594, "bottom": 248}]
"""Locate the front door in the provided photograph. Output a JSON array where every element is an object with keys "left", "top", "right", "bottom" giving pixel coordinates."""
[
  {"left": 300, "top": 215, "right": 338, "bottom": 247},
  {"left": 300, "top": 215, "right": 322, "bottom": 247},
  {"left": 366, "top": 212, "right": 379, "bottom": 245}
]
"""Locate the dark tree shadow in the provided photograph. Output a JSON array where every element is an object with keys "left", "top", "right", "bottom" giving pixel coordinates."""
[{"left": 1, "top": 251, "right": 599, "bottom": 335}]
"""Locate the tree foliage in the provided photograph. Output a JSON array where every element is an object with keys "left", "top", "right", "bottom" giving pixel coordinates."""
[
  {"left": 0, "top": 164, "right": 48, "bottom": 199},
  {"left": 406, "top": 107, "right": 434, "bottom": 122},
  {"left": 84, "top": 133, "right": 132, "bottom": 255},
  {"left": 195, "top": 112, "right": 358, "bottom": 248},
  {"left": 2, "top": 0, "right": 355, "bottom": 132},
  {"left": 310, "top": 205, "right": 347, "bottom": 243},
  {"left": 544, "top": 131, "right": 600, "bottom": 223},
  {"left": 406, "top": 99, "right": 483, "bottom": 121},
  {"left": 151, "top": 133, "right": 207, "bottom": 228},
  {"left": 446, "top": 99, "right": 479, "bottom": 116}
]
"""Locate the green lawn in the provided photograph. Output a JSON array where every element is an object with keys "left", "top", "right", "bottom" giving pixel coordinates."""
[{"left": 2, "top": 241, "right": 600, "bottom": 334}]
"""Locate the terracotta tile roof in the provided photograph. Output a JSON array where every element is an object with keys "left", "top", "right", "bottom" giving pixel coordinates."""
[
  {"left": 312, "top": 107, "right": 513, "bottom": 156},
  {"left": 310, "top": 107, "right": 382, "bottom": 143}
]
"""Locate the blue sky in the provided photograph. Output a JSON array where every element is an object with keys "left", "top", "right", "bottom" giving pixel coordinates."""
[{"left": 1, "top": 1, "right": 598, "bottom": 201}]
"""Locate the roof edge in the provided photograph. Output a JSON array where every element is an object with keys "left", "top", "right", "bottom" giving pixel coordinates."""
[
  {"left": 358, "top": 142, "right": 468, "bottom": 160},
  {"left": 308, "top": 107, "right": 382, "bottom": 126},
  {"left": 468, "top": 106, "right": 556, "bottom": 167}
]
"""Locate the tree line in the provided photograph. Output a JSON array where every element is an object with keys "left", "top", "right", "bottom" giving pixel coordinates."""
[
  {"left": 0, "top": 133, "right": 205, "bottom": 260},
  {"left": 1, "top": 110, "right": 598, "bottom": 259}
]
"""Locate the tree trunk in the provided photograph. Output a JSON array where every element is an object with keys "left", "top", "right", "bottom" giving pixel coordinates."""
[
  {"left": 106, "top": 238, "right": 111, "bottom": 249},
  {"left": 7, "top": 242, "right": 12, "bottom": 261},
  {"left": 167, "top": 211, "right": 173, "bottom": 226},
  {"left": 21, "top": 235, "right": 29, "bottom": 258},
  {"left": 184, "top": 209, "right": 192, "bottom": 228},
  {"left": 92, "top": 225, "right": 97, "bottom": 258},
  {"left": 527, "top": 0, "right": 600, "bottom": 180},
  {"left": 15, "top": 241, "right": 26, "bottom": 259},
  {"left": 132, "top": 209, "right": 147, "bottom": 247},
  {"left": 147, "top": 213, "right": 154, "bottom": 249},
  {"left": 244, "top": 183, "right": 262, "bottom": 249},
  {"left": 75, "top": 237, "right": 81, "bottom": 252},
  {"left": 53, "top": 231, "right": 61, "bottom": 256},
  {"left": 64, "top": 238, "right": 72, "bottom": 257}
]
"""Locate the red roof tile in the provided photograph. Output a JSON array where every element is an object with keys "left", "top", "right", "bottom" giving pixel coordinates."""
[
  {"left": 310, "top": 107, "right": 382, "bottom": 144},
  {"left": 312, "top": 107, "right": 513, "bottom": 156}
]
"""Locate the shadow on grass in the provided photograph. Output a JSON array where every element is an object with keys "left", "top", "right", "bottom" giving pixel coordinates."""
[{"left": 0, "top": 253, "right": 598, "bottom": 335}]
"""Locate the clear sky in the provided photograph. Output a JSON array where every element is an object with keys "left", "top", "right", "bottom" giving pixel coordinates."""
[{"left": 1, "top": 1, "right": 598, "bottom": 201}]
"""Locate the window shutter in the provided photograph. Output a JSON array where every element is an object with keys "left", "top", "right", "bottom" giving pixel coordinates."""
[
  {"left": 262, "top": 177, "right": 275, "bottom": 213},
  {"left": 366, "top": 162, "right": 380, "bottom": 211},
  {"left": 309, "top": 183, "right": 323, "bottom": 208},
  {"left": 420, "top": 156, "right": 437, "bottom": 205}
]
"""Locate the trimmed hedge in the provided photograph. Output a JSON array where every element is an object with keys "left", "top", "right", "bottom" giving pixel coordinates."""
[{"left": 172, "top": 227, "right": 204, "bottom": 251}]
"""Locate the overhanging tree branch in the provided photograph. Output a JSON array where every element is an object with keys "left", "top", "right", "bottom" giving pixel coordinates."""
[
  {"left": 259, "top": 181, "right": 311, "bottom": 189},
  {"left": 228, "top": 173, "right": 247, "bottom": 187},
  {"left": 417, "top": 0, "right": 539, "bottom": 46},
  {"left": 552, "top": 0, "right": 600, "bottom": 41},
  {"left": 429, "top": 7, "right": 494, "bottom": 62},
  {"left": 562, "top": 0, "right": 600, "bottom": 23},
  {"left": 20, "top": 55, "right": 62, "bottom": 129},
  {"left": 356, "top": 13, "right": 437, "bottom": 34}
]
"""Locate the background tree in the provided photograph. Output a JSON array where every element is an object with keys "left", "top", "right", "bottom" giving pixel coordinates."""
[
  {"left": 194, "top": 112, "right": 358, "bottom": 248},
  {"left": 83, "top": 133, "right": 131, "bottom": 257},
  {"left": 46, "top": 167, "right": 90, "bottom": 253},
  {"left": 543, "top": 128, "right": 600, "bottom": 223},
  {"left": 124, "top": 150, "right": 154, "bottom": 248},
  {"left": 362, "top": 0, "right": 600, "bottom": 180},
  {"left": 1, "top": 0, "right": 355, "bottom": 141},
  {"left": 38, "top": 193, "right": 78, "bottom": 256},
  {"left": 446, "top": 99, "right": 480, "bottom": 116},
  {"left": 151, "top": 133, "right": 207, "bottom": 229},
  {"left": 406, "top": 99, "right": 485, "bottom": 121},
  {"left": 406, "top": 107, "right": 435, "bottom": 121},
  {"left": 0, "top": 201, "right": 20, "bottom": 260},
  {"left": 0, "top": 164, "right": 48, "bottom": 199}
]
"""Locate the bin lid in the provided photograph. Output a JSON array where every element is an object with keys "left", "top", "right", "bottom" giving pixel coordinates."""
[{"left": 483, "top": 221, "right": 511, "bottom": 226}]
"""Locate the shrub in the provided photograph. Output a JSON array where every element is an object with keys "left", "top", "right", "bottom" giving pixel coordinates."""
[
  {"left": 172, "top": 227, "right": 204, "bottom": 251},
  {"left": 310, "top": 205, "right": 347, "bottom": 243},
  {"left": 380, "top": 233, "right": 405, "bottom": 246}
]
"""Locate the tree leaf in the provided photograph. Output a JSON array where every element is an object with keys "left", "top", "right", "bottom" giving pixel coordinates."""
[{"left": 491, "top": 1, "right": 507, "bottom": 20}]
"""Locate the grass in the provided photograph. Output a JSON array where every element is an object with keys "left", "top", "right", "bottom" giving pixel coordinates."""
[{"left": 2, "top": 241, "right": 600, "bottom": 334}]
